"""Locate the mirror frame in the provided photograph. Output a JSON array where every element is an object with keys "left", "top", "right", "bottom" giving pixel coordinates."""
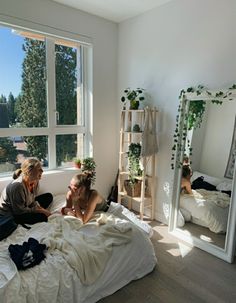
[{"left": 169, "top": 88, "right": 236, "bottom": 263}]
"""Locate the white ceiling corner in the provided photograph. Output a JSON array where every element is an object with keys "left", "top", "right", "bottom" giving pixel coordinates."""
[{"left": 49, "top": 0, "right": 174, "bottom": 23}]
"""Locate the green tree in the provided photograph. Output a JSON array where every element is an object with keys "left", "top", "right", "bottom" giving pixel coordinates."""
[
  {"left": 0, "top": 137, "right": 17, "bottom": 163},
  {"left": 0, "top": 96, "right": 17, "bottom": 165},
  {"left": 55, "top": 44, "right": 77, "bottom": 165},
  {"left": 18, "top": 38, "right": 77, "bottom": 165},
  {"left": 0, "top": 102, "right": 9, "bottom": 128},
  {"left": 0, "top": 95, "right": 7, "bottom": 103},
  {"left": 7, "top": 92, "right": 17, "bottom": 125},
  {"left": 17, "top": 38, "right": 47, "bottom": 161}
]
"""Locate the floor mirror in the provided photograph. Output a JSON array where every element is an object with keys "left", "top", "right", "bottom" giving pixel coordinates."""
[{"left": 169, "top": 86, "right": 236, "bottom": 263}]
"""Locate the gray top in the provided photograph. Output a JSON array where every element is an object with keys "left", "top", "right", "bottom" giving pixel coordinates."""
[{"left": 0, "top": 176, "right": 39, "bottom": 216}]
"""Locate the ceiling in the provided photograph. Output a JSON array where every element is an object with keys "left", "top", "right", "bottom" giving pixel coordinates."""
[{"left": 50, "top": 0, "right": 174, "bottom": 23}]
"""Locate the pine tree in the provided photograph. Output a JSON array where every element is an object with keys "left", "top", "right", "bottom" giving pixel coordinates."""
[
  {"left": 0, "top": 138, "right": 17, "bottom": 163},
  {"left": 0, "top": 102, "right": 9, "bottom": 128},
  {"left": 7, "top": 92, "right": 17, "bottom": 125},
  {"left": 19, "top": 38, "right": 77, "bottom": 165},
  {"left": 0, "top": 95, "right": 17, "bottom": 164},
  {"left": 55, "top": 43, "right": 77, "bottom": 165}
]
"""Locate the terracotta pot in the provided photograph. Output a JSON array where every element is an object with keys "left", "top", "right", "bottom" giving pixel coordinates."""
[{"left": 74, "top": 162, "right": 81, "bottom": 169}]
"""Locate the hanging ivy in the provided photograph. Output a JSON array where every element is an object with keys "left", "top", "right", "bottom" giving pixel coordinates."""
[{"left": 171, "top": 84, "right": 236, "bottom": 170}]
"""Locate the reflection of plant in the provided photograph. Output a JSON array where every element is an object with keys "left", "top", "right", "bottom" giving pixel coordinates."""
[
  {"left": 171, "top": 84, "right": 236, "bottom": 169},
  {"left": 82, "top": 157, "right": 96, "bottom": 185},
  {"left": 127, "top": 143, "right": 142, "bottom": 184},
  {"left": 121, "top": 88, "right": 145, "bottom": 110}
]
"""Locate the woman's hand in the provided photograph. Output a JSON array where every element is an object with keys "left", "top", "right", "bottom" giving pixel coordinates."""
[
  {"left": 61, "top": 207, "right": 76, "bottom": 216},
  {"left": 36, "top": 206, "right": 52, "bottom": 217}
]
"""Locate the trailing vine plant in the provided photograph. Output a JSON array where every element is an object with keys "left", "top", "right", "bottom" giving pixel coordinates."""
[
  {"left": 171, "top": 84, "right": 236, "bottom": 170},
  {"left": 127, "top": 142, "right": 143, "bottom": 185}
]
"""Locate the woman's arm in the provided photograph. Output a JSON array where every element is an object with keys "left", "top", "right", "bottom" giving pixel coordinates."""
[
  {"left": 61, "top": 190, "right": 74, "bottom": 215},
  {"left": 10, "top": 184, "right": 38, "bottom": 214},
  {"left": 35, "top": 206, "right": 51, "bottom": 217},
  {"left": 73, "top": 203, "right": 84, "bottom": 221},
  {"left": 83, "top": 191, "right": 103, "bottom": 224},
  {"left": 182, "top": 179, "right": 193, "bottom": 194}
]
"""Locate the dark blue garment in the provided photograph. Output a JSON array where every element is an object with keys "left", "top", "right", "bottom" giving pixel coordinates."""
[
  {"left": 0, "top": 215, "right": 18, "bottom": 241},
  {"left": 8, "top": 237, "right": 47, "bottom": 270}
]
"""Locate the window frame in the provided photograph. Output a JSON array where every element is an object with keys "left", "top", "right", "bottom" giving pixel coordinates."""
[{"left": 0, "top": 19, "right": 93, "bottom": 172}]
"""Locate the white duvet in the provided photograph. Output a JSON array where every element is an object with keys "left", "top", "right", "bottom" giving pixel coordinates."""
[
  {"left": 180, "top": 189, "right": 230, "bottom": 233},
  {"left": 0, "top": 200, "right": 156, "bottom": 303}
]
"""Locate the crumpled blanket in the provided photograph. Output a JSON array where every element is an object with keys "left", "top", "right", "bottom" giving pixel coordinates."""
[
  {"left": 192, "top": 189, "right": 230, "bottom": 208},
  {"left": 41, "top": 214, "right": 132, "bottom": 285}
]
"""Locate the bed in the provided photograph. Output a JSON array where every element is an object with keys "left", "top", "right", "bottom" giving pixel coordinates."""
[
  {"left": 0, "top": 197, "right": 156, "bottom": 303},
  {"left": 178, "top": 171, "right": 232, "bottom": 233}
]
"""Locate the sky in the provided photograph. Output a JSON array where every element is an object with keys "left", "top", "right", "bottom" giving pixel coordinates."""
[{"left": 0, "top": 26, "right": 24, "bottom": 98}]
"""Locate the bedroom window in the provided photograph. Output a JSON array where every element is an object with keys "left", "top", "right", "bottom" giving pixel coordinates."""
[{"left": 0, "top": 24, "right": 92, "bottom": 176}]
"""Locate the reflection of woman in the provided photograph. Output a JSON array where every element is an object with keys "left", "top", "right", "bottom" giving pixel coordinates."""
[
  {"left": 181, "top": 164, "right": 193, "bottom": 194},
  {"left": 61, "top": 173, "right": 108, "bottom": 223},
  {"left": 0, "top": 158, "right": 52, "bottom": 225}
]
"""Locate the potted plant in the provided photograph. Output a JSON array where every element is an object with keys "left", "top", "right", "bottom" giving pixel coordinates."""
[
  {"left": 121, "top": 88, "right": 145, "bottom": 110},
  {"left": 81, "top": 157, "right": 96, "bottom": 185},
  {"left": 124, "top": 143, "right": 143, "bottom": 196},
  {"left": 171, "top": 85, "right": 225, "bottom": 170},
  {"left": 132, "top": 123, "right": 141, "bottom": 132},
  {"left": 73, "top": 158, "right": 82, "bottom": 169}
]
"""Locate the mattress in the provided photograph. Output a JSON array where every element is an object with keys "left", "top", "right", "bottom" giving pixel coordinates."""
[{"left": 0, "top": 197, "right": 157, "bottom": 303}]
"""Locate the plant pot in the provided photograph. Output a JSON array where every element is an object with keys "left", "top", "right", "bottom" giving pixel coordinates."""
[
  {"left": 124, "top": 179, "right": 141, "bottom": 197},
  {"left": 74, "top": 162, "right": 81, "bottom": 169},
  {"left": 129, "top": 100, "right": 139, "bottom": 110}
]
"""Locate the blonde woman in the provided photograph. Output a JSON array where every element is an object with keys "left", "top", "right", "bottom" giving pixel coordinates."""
[
  {"left": 61, "top": 173, "right": 108, "bottom": 223},
  {"left": 0, "top": 157, "right": 52, "bottom": 225}
]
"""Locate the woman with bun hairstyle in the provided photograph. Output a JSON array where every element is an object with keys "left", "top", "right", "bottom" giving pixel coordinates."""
[
  {"left": 0, "top": 157, "right": 52, "bottom": 225},
  {"left": 181, "top": 164, "right": 193, "bottom": 195},
  {"left": 61, "top": 172, "right": 108, "bottom": 223}
]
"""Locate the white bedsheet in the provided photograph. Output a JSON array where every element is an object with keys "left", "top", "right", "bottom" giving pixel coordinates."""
[
  {"left": 180, "top": 189, "right": 229, "bottom": 233},
  {"left": 0, "top": 198, "right": 156, "bottom": 303}
]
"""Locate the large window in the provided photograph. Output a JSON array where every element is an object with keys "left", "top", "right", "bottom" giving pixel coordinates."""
[{"left": 0, "top": 23, "right": 92, "bottom": 175}]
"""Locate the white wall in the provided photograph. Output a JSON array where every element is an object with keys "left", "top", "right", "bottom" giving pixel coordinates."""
[
  {"left": 195, "top": 101, "right": 235, "bottom": 178},
  {"left": 0, "top": 0, "right": 119, "bottom": 197},
  {"left": 191, "top": 101, "right": 235, "bottom": 178},
  {"left": 118, "top": 0, "right": 236, "bottom": 223}
]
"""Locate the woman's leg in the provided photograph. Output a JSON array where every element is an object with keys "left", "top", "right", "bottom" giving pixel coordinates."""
[
  {"left": 35, "top": 193, "right": 53, "bottom": 209},
  {"left": 14, "top": 213, "right": 48, "bottom": 225}
]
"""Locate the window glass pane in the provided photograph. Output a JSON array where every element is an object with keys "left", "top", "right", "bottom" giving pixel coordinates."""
[
  {"left": 0, "top": 135, "right": 48, "bottom": 176},
  {"left": 56, "top": 134, "right": 84, "bottom": 167},
  {"left": 0, "top": 26, "right": 47, "bottom": 128},
  {"left": 55, "top": 41, "right": 82, "bottom": 126}
]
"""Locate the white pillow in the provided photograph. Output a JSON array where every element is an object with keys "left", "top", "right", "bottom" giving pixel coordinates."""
[
  {"left": 180, "top": 208, "right": 191, "bottom": 222},
  {"left": 191, "top": 171, "right": 223, "bottom": 186},
  {"left": 216, "top": 181, "right": 232, "bottom": 192},
  {"left": 108, "top": 202, "right": 153, "bottom": 237}
]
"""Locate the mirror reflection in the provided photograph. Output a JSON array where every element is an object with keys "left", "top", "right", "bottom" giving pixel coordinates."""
[{"left": 176, "top": 99, "right": 235, "bottom": 250}]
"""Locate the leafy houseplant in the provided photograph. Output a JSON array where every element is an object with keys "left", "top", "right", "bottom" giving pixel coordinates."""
[
  {"left": 124, "top": 143, "right": 143, "bottom": 197},
  {"left": 170, "top": 84, "right": 235, "bottom": 169},
  {"left": 132, "top": 124, "right": 141, "bottom": 132},
  {"left": 121, "top": 88, "right": 145, "bottom": 110},
  {"left": 81, "top": 157, "right": 96, "bottom": 185}
]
